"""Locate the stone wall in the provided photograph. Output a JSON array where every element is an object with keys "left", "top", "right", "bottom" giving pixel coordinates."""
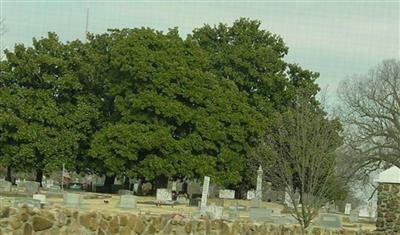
[
  {"left": 376, "top": 183, "right": 400, "bottom": 233},
  {"left": 0, "top": 205, "right": 386, "bottom": 235}
]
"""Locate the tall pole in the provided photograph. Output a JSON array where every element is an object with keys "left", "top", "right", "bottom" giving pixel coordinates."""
[
  {"left": 61, "top": 163, "right": 65, "bottom": 191},
  {"left": 85, "top": 8, "right": 89, "bottom": 42}
]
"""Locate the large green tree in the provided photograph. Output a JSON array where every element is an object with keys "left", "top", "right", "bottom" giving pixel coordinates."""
[
  {"left": 86, "top": 28, "right": 265, "bottom": 188},
  {"left": 0, "top": 33, "right": 100, "bottom": 184}
]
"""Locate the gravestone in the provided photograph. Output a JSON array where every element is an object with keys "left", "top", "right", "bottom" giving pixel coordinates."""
[
  {"left": 247, "top": 190, "right": 256, "bottom": 200},
  {"left": 17, "top": 181, "right": 40, "bottom": 194},
  {"left": 189, "top": 198, "right": 201, "bottom": 207},
  {"left": 133, "top": 182, "right": 140, "bottom": 193},
  {"left": 45, "top": 179, "right": 54, "bottom": 188},
  {"left": 200, "top": 176, "right": 210, "bottom": 211},
  {"left": 48, "top": 185, "right": 61, "bottom": 192},
  {"left": 14, "top": 198, "right": 41, "bottom": 208},
  {"left": 206, "top": 204, "right": 223, "bottom": 219},
  {"left": 156, "top": 188, "right": 172, "bottom": 202},
  {"left": 219, "top": 189, "right": 235, "bottom": 199},
  {"left": 0, "top": 180, "right": 11, "bottom": 193},
  {"left": 117, "top": 195, "right": 137, "bottom": 209},
  {"left": 317, "top": 214, "right": 342, "bottom": 229},
  {"left": 256, "top": 165, "right": 263, "bottom": 199},
  {"left": 63, "top": 193, "right": 83, "bottom": 208},
  {"left": 349, "top": 210, "right": 359, "bottom": 223},
  {"left": 118, "top": 189, "right": 134, "bottom": 195},
  {"left": 249, "top": 208, "right": 274, "bottom": 221},
  {"left": 344, "top": 203, "right": 351, "bottom": 215},
  {"left": 358, "top": 207, "right": 370, "bottom": 218},
  {"left": 250, "top": 197, "right": 262, "bottom": 208},
  {"left": 176, "top": 195, "right": 189, "bottom": 205},
  {"left": 273, "top": 215, "right": 297, "bottom": 225},
  {"left": 33, "top": 194, "right": 47, "bottom": 205}
]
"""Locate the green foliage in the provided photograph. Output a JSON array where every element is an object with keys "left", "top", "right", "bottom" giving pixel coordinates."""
[{"left": 1, "top": 19, "right": 325, "bottom": 189}]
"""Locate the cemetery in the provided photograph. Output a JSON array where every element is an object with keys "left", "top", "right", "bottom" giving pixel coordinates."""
[
  {"left": 0, "top": 5, "right": 399, "bottom": 235},
  {"left": 1, "top": 166, "right": 399, "bottom": 234}
]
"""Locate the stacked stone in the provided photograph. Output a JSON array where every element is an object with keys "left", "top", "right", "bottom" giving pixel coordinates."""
[
  {"left": 0, "top": 205, "right": 384, "bottom": 235},
  {"left": 376, "top": 183, "right": 400, "bottom": 233}
]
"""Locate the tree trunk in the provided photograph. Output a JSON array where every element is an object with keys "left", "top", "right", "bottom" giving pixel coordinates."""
[
  {"left": 103, "top": 175, "right": 115, "bottom": 193},
  {"left": 123, "top": 177, "right": 130, "bottom": 190},
  {"left": 5, "top": 166, "right": 12, "bottom": 182},
  {"left": 36, "top": 169, "right": 43, "bottom": 187}
]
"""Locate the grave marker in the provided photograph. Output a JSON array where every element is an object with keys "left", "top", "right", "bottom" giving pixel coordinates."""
[
  {"left": 317, "top": 213, "right": 342, "bottom": 229},
  {"left": 349, "top": 210, "right": 359, "bottom": 223},
  {"left": 117, "top": 195, "right": 137, "bottom": 209},
  {"left": 14, "top": 198, "right": 41, "bottom": 208},
  {"left": 63, "top": 193, "right": 83, "bottom": 208},
  {"left": 247, "top": 190, "right": 256, "bottom": 200},
  {"left": 200, "top": 176, "right": 210, "bottom": 211},
  {"left": 344, "top": 203, "right": 351, "bottom": 215},
  {"left": 0, "top": 180, "right": 11, "bottom": 193},
  {"left": 219, "top": 189, "right": 235, "bottom": 199},
  {"left": 33, "top": 194, "right": 47, "bottom": 205},
  {"left": 156, "top": 188, "right": 172, "bottom": 202},
  {"left": 256, "top": 165, "right": 263, "bottom": 199}
]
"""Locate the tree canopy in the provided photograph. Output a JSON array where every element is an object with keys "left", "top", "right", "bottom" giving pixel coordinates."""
[{"left": 1, "top": 18, "right": 326, "bottom": 190}]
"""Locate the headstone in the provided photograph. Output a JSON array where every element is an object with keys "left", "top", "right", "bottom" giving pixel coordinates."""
[
  {"left": 117, "top": 195, "right": 137, "bottom": 209},
  {"left": 0, "top": 180, "right": 11, "bottom": 192},
  {"left": 273, "top": 215, "right": 297, "bottom": 225},
  {"left": 284, "top": 190, "right": 294, "bottom": 208},
  {"left": 156, "top": 188, "right": 173, "bottom": 202},
  {"left": 358, "top": 207, "right": 370, "bottom": 218},
  {"left": 48, "top": 185, "right": 61, "bottom": 192},
  {"left": 17, "top": 181, "right": 40, "bottom": 194},
  {"left": 63, "top": 193, "right": 83, "bottom": 208},
  {"left": 45, "top": 179, "right": 54, "bottom": 188},
  {"left": 219, "top": 189, "right": 235, "bottom": 199},
  {"left": 247, "top": 190, "right": 256, "bottom": 200},
  {"left": 344, "top": 203, "right": 351, "bottom": 215},
  {"left": 14, "top": 198, "right": 41, "bottom": 208},
  {"left": 249, "top": 208, "right": 274, "bottom": 221},
  {"left": 176, "top": 195, "right": 189, "bottom": 204},
  {"left": 118, "top": 189, "right": 134, "bottom": 195},
  {"left": 349, "top": 210, "right": 359, "bottom": 223},
  {"left": 317, "top": 213, "right": 342, "bottom": 229},
  {"left": 133, "top": 183, "right": 139, "bottom": 193},
  {"left": 200, "top": 176, "right": 210, "bottom": 211},
  {"left": 256, "top": 165, "right": 263, "bottom": 199},
  {"left": 172, "top": 182, "right": 177, "bottom": 191},
  {"left": 33, "top": 194, "right": 47, "bottom": 205},
  {"left": 250, "top": 197, "right": 262, "bottom": 208},
  {"left": 206, "top": 204, "right": 223, "bottom": 219}
]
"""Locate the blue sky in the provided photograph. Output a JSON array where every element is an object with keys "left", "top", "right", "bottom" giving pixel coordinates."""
[{"left": 1, "top": 1, "right": 399, "bottom": 102}]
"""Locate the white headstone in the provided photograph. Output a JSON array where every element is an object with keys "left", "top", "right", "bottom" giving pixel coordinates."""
[
  {"left": 33, "top": 194, "right": 47, "bottom": 204},
  {"left": 200, "top": 176, "right": 210, "bottom": 211},
  {"left": 63, "top": 193, "right": 83, "bottom": 208},
  {"left": 358, "top": 207, "right": 370, "bottom": 218},
  {"left": 284, "top": 190, "right": 294, "bottom": 208},
  {"left": 344, "top": 203, "right": 351, "bottom": 215},
  {"left": 156, "top": 188, "right": 172, "bottom": 202},
  {"left": 172, "top": 181, "right": 177, "bottom": 191},
  {"left": 256, "top": 165, "right": 263, "bottom": 199},
  {"left": 219, "top": 189, "right": 235, "bottom": 199},
  {"left": 0, "top": 180, "right": 11, "bottom": 192},
  {"left": 118, "top": 195, "right": 137, "bottom": 209},
  {"left": 247, "top": 190, "right": 256, "bottom": 200},
  {"left": 206, "top": 205, "right": 223, "bottom": 219}
]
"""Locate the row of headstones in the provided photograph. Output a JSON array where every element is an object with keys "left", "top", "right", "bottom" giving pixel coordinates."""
[{"left": 0, "top": 179, "right": 61, "bottom": 194}]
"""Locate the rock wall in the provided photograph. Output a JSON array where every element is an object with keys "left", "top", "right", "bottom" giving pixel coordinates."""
[
  {"left": 0, "top": 205, "right": 386, "bottom": 235},
  {"left": 376, "top": 183, "right": 400, "bottom": 233}
]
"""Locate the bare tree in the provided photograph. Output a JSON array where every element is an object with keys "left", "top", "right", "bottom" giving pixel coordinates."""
[
  {"left": 337, "top": 59, "right": 400, "bottom": 171},
  {"left": 257, "top": 94, "right": 342, "bottom": 229}
]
